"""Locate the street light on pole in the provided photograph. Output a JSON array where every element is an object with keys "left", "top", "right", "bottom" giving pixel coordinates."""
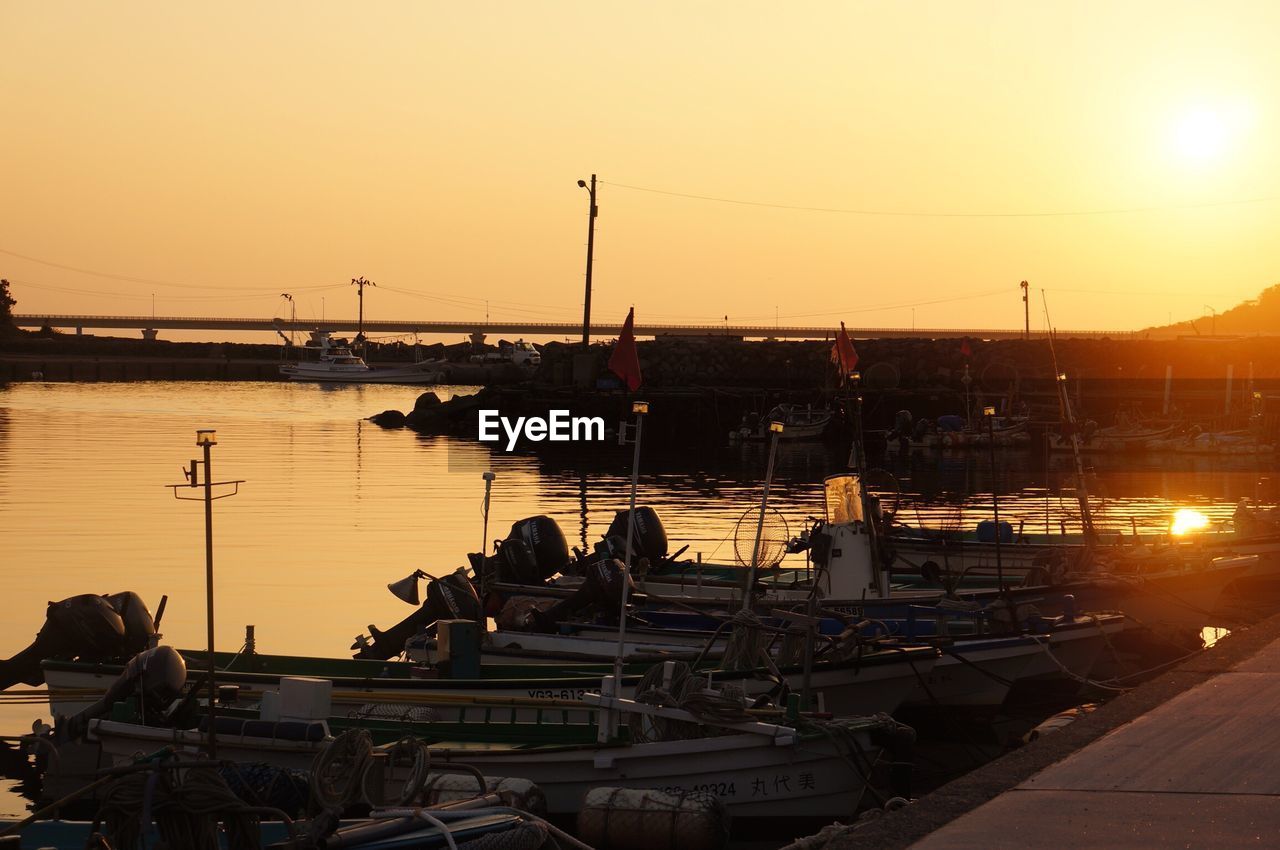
[
  {"left": 577, "top": 175, "right": 598, "bottom": 349},
  {"left": 1020, "top": 281, "right": 1029, "bottom": 339},
  {"left": 352, "top": 276, "right": 376, "bottom": 345}
]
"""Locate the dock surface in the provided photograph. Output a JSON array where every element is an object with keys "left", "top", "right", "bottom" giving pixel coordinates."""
[{"left": 909, "top": 634, "right": 1280, "bottom": 848}]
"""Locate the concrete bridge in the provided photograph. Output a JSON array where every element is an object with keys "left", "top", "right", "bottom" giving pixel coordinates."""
[{"left": 11, "top": 313, "right": 1140, "bottom": 342}]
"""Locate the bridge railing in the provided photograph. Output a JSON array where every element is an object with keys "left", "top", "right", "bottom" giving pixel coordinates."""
[{"left": 12, "top": 313, "right": 1140, "bottom": 338}]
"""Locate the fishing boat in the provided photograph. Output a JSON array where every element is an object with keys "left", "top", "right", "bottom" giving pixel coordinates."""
[
  {"left": 279, "top": 331, "right": 446, "bottom": 384},
  {"left": 546, "top": 481, "right": 1252, "bottom": 632},
  {"left": 1050, "top": 421, "right": 1180, "bottom": 452},
  {"left": 462, "top": 606, "right": 1125, "bottom": 709},
  {"left": 1148, "top": 428, "right": 1275, "bottom": 455},
  {"left": 731, "top": 403, "right": 834, "bottom": 441},
  {"left": 40, "top": 639, "right": 939, "bottom": 720},
  {"left": 72, "top": 667, "right": 911, "bottom": 821},
  {"left": 884, "top": 411, "right": 1030, "bottom": 452}
]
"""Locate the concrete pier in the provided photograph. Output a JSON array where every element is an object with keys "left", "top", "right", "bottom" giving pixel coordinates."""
[{"left": 826, "top": 612, "right": 1280, "bottom": 850}]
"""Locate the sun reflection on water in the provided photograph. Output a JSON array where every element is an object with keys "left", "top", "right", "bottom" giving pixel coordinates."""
[{"left": 1170, "top": 508, "right": 1211, "bottom": 536}]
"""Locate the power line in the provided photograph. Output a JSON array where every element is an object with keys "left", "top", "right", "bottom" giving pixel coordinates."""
[
  {"left": 0, "top": 246, "right": 344, "bottom": 292},
  {"left": 11, "top": 278, "right": 305, "bottom": 303},
  {"left": 602, "top": 181, "right": 1280, "bottom": 219}
]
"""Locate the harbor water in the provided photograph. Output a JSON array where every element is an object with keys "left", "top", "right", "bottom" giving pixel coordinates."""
[{"left": 0, "top": 381, "right": 1274, "bottom": 816}]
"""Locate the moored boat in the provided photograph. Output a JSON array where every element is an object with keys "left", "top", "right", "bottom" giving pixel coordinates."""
[{"left": 280, "top": 331, "right": 446, "bottom": 384}]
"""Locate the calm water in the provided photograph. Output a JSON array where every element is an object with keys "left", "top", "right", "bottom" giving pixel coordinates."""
[{"left": 0, "top": 381, "right": 1273, "bottom": 814}]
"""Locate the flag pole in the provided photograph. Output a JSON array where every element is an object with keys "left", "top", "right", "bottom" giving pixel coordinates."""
[{"left": 613, "top": 401, "right": 648, "bottom": 682}]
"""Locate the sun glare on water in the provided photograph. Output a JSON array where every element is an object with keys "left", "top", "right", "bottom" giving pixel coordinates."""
[{"left": 1170, "top": 508, "right": 1211, "bottom": 536}]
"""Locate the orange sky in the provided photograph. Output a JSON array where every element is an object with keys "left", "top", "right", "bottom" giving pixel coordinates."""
[{"left": 2, "top": 1, "right": 1278, "bottom": 341}]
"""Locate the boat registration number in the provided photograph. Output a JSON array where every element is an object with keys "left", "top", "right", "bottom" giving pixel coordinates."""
[{"left": 525, "top": 687, "right": 588, "bottom": 700}]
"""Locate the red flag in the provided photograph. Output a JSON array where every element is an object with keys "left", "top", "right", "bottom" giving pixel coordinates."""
[
  {"left": 608, "top": 308, "right": 643, "bottom": 391},
  {"left": 830, "top": 323, "right": 858, "bottom": 374},
  {"left": 960, "top": 337, "right": 972, "bottom": 358}
]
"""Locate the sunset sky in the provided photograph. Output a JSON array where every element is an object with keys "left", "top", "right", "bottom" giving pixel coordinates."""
[{"left": 2, "top": 1, "right": 1278, "bottom": 339}]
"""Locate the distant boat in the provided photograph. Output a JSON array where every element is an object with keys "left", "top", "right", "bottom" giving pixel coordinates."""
[
  {"left": 732, "top": 403, "right": 834, "bottom": 441},
  {"left": 280, "top": 331, "right": 445, "bottom": 384}
]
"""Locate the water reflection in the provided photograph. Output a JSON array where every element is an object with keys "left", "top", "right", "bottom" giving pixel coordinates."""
[{"left": 0, "top": 385, "right": 1273, "bottom": 757}]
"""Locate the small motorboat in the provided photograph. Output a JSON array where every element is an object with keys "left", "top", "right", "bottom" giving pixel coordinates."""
[{"left": 732, "top": 403, "right": 834, "bottom": 442}]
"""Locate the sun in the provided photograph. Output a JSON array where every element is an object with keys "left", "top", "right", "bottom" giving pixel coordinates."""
[{"left": 1169, "top": 101, "right": 1252, "bottom": 165}]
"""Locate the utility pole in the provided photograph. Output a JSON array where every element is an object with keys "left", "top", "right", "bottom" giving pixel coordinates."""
[
  {"left": 281, "top": 293, "right": 295, "bottom": 346},
  {"left": 577, "top": 175, "right": 598, "bottom": 348},
  {"left": 352, "top": 276, "right": 375, "bottom": 343},
  {"left": 1020, "top": 281, "right": 1029, "bottom": 339}
]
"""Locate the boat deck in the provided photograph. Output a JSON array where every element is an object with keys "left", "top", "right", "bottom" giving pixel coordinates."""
[{"left": 908, "top": 627, "right": 1280, "bottom": 848}]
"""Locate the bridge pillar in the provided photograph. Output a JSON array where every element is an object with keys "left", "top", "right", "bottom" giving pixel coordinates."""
[
  {"left": 75, "top": 326, "right": 83, "bottom": 336},
  {"left": 470, "top": 330, "right": 486, "bottom": 348},
  {"left": 141, "top": 328, "right": 158, "bottom": 341}
]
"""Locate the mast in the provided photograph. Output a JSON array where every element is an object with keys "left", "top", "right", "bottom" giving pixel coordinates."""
[{"left": 1042, "top": 294, "right": 1096, "bottom": 542}]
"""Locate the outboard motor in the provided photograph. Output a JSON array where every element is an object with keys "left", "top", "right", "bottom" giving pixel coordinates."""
[
  {"left": 107, "top": 591, "right": 158, "bottom": 655},
  {"left": 890, "top": 409, "right": 914, "bottom": 452},
  {"left": 527, "top": 558, "right": 635, "bottom": 633},
  {"left": 62, "top": 645, "right": 187, "bottom": 740},
  {"left": 0, "top": 593, "right": 159, "bottom": 690},
  {"left": 354, "top": 568, "right": 483, "bottom": 660},
  {"left": 493, "top": 516, "right": 571, "bottom": 585},
  {"left": 604, "top": 507, "right": 668, "bottom": 563}
]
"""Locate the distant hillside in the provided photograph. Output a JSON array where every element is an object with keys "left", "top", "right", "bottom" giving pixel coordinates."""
[{"left": 1145, "top": 284, "right": 1280, "bottom": 337}]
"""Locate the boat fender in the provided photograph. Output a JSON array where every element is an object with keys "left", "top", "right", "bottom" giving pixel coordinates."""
[
  {"left": 420, "top": 774, "right": 547, "bottom": 815},
  {"left": 866, "top": 716, "right": 917, "bottom": 799},
  {"left": 1023, "top": 703, "right": 1098, "bottom": 744},
  {"left": 577, "top": 787, "right": 730, "bottom": 850}
]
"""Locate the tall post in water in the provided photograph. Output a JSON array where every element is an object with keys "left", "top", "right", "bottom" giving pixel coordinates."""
[
  {"left": 479, "top": 471, "right": 495, "bottom": 605},
  {"left": 613, "top": 401, "right": 648, "bottom": 681},
  {"left": 743, "top": 421, "right": 785, "bottom": 611},
  {"left": 1226, "top": 364, "right": 1235, "bottom": 416},
  {"left": 1162, "top": 365, "right": 1173, "bottom": 416},
  {"left": 984, "top": 407, "right": 1005, "bottom": 592}
]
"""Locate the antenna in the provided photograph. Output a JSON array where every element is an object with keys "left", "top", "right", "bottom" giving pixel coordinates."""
[{"left": 165, "top": 430, "right": 246, "bottom": 760}]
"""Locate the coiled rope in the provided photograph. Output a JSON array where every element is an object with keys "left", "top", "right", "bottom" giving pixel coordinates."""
[
  {"left": 628, "top": 661, "right": 753, "bottom": 743},
  {"left": 94, "top": 764, "right": 280, "bottom": 850}
]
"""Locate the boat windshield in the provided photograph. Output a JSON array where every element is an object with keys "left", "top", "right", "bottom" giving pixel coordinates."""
[{"left": 824, "top": 474, "right": 865, "bottom": 524}]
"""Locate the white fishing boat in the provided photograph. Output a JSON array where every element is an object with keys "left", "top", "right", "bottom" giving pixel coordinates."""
[
  {"left": 732, "top": 403, "right": 834, "bottom": 441},
  {"left": 885, "top": 414, "right": 1030, "bottom": 452},
  {"left": 279, "top": 332, "right": 446, "bottom": 384},
  {"left": 1050, "top": 422, "right": 1180, "bottom": 452},
  {"left": 1148, "top": 429, "right": 1275, "bottom": 455},
  {"left": 40, "top": 641, "right": 938, "bottom": 719},
  {"left": 84, "top": 682, "right": 906, "bottom": 819}
]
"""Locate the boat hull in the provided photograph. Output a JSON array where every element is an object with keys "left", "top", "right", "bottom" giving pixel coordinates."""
[{"left": 87, "top": 720, "right": 879, "bottom": 819}]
